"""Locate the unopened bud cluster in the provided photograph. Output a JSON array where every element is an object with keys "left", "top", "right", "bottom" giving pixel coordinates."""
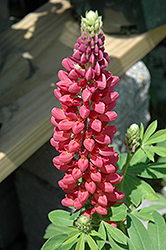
[
  {"left": 75, "top": 215, "right": 91, "bottom": 232},
  {"left": 50, "top": 11, "right": 124, "bottom": 216},
  {"left": 124, "top": 124, "right": 140, "bottom": 152}
]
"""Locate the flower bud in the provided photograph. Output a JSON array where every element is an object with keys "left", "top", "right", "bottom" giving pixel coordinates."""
[
  {"left": 75, "top": 215, "right": 91, "bottom": 232},
  {"left": 124, "top": 123, "right": 140, "bottom": 152}
]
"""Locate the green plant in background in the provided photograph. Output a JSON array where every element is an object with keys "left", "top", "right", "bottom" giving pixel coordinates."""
[{"left": 41, "top": 10, "right": 166, "bottom": 250}]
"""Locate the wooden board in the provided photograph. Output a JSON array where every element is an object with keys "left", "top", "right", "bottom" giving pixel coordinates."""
[{"left": 0, "top": 0, "right": 166, "bottom": 182}]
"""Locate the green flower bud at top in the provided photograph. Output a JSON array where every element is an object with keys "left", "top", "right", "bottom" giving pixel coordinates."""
[
  {"left": 81, "top": 10, "right": 102, "bottom": 36},
  {"left": 124, "top": 123, "right": 140, "bottom": 152},
  {"left": 75, "top": 215, "right": 91, "bottom": 232}
]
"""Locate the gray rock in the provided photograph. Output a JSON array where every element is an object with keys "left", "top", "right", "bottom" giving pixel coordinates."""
[
  {"left": 0, "top": 174, "right": 23, "bottom": 249},
  {"left": 15, "top": 168, "right": 68, "bottom": 250},
  {"left": 112, "top": 61, "right": 151, "bottom": 151}
]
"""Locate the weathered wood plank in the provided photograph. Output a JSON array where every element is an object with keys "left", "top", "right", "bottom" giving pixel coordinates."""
[{"left": 0, "top": 0, "right": 166, "bottom": 182}]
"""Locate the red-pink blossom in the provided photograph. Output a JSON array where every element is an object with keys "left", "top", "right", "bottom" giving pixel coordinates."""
[{"left": 50, "top": 10, "right": 124, "bottom": 216}]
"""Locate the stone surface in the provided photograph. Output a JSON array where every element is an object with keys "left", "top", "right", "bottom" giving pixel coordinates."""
[
  {"left": 15, "top": 168, "right": 67, "bottom": 250},
  {"left": 112, "top": 60, "right": 151, "bottom": 151},
  {"left": 0, "top": 174, "right": 23, "bottom": 249},
  {"left": 20, "top": 141, "right": 63, "bottom": 188}
]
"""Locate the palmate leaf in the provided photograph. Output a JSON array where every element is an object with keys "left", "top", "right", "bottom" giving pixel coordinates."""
[
  {"left": 141, "top": 146, "right": 155, "bottom": 162},
  {"left": 148, "top": 211, "right": 166, "bottom": 250},
  {"left": 103, "top": 204, "right": 127, "bottom": 222},
  {"left": 117, "top": 153, "right": 127, "bottom": 171},
  {"left": 97, "top": 221, "right": 106, "bottom": 250},
  {"left": 128, "top": 162, "right": 166, "bottom": 179},
  {"left": 140, "top": 122, "right": 144, "bottom": 141},
  {"left": 86, "top": 234, "right": 98, "bottom": 250},
  {"left": 132, "top": 210, "right": 153, "bottom": 222},
  {"left": 129, "top": 148, "right": 148, "bottom": 167},
  {"left": 42, "top": 234, "right": 68, "bottom": 250},
  {"left": 144, "top": 129, "right": 166, "bottom": 145},
  {"left": 127, "top": 214, "right": 154, "bottom": 250},
  {"left": 48, "top": 210, "right": 73, "bottom": 227},
  {"left": 75, "top": 233, "right": 85, "bottom": 250},
  {"left": 104, "top": 221, "right": 127, "bottom": 245},
  {"left": 107, "top": 234, "right": 129, "bottom": 250},
  {"left": 142, "top": 120, "right": 157, "bottom": 144},
  {"left": 62, "top": 232, "right": 81, "bottom": 246},
  {"left": 43, "top": 223, "right": 73, "bottom": 239},
  {"left": 124, "top": 174, "right": 158, "bottom": 207}
]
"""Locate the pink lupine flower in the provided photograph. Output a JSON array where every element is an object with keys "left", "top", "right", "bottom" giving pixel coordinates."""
[{"left": 50, "top": 10, "right": 124, "bottom": 216}]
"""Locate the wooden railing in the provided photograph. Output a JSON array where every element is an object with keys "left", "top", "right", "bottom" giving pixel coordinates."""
[{"left": 0, "top": 0, "right": 166, "bottom": 182}]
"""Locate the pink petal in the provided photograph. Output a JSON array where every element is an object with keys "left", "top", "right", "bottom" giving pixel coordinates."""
[
  {"left": 95, "top": 134, "right": 111, "bottom": 145},
  {"left": 68, "top": 83, "right": 81, "bottom": 93},
  {"left": 99, "top": 147, "right": 115, "bottom": 157},
  {"left": 53, "top": 131, "right": 70, "bottom": 142},
  {"left": 59, "top": 94, "right": 73, "bottom": 106},
  {"left": 74, "top": 198, "right": 83, "bottom": 209},
  {"left": 68, "top": 140, "right": 80, "bottom": 153},
  {"left": 79, "top": 105, "right": 90, "bottom": 119},
  {"left": 90, "top": 119, "right": 102, "bottom": 132},
  {"left": 99, "top": 111, "right": 117, "bottom": 122},
  {"left": 78, "top": 158, "right": 89, "bottom": 172},
  {"left": 90, "top": 155, "right": 103, "bottom": 168},
  {"left": 72, "top": 121, "right": 85, "bottom": 134},
  {"left": 52, "top": 107, "right": 66, "bottom": 120},
  {"left": 85, "top": 180, "right": 96, "bottom": 194},
  {"left": 90, "top": 171, "right": 102, "bottom": 183},
  {"left": 95, "top": 205, "right": 107, "bottom": 215},
  {"left": 58, "top": 119, "right": 74, "bottom": 131},
  {"left": 78, "top": 190, "right": 89, "bottom": 204},
  {"left": 82, "top": 89, "right": 92, "bottom": 102},
  {"left": 59, "top": 151, "right": 73, "bottom": 164},
  {"left": 98, "top": 182, "right": 114, "bottom": 193},
  {"left": 61, "top": 196, "right": 74, "bottom": 207},
  {"left": 83, "top": 138, "right": 95, "bottom": 152},
  {"left": 85, "top": 66, "right": 94, "bottom": 80},
  {"left": 93, "top": 101, "right": 105, "bottom": 114},
  {"left": 72, "top": 167, "right": 83, "bottom": 180}
]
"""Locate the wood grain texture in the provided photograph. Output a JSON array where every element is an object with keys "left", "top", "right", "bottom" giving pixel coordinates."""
[{"left": 0, "top": 0, "right": 166, "bottom": 182}]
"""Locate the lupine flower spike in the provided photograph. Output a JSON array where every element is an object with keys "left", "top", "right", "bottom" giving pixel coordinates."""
[{"left": 51, "top": 10, "right": 124, "bottom": 216}]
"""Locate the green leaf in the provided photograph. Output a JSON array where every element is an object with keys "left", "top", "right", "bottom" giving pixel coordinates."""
[
  {"left": 97, "top": 221, "right": 106, "bottom": 250},
  {"left": 107, "top": 234, "right": 128, "bottom": 250},
  {"left": 140, "top": 123, "right": 144, "bottom": 141},
  {"left": 105, "top": 204, "right": 127, "bottom": 222},
  {"left": 89, "top": 230, "right": 103, "bottom": 238},
  {"left": 141, "top": 146, "right": 155, "bottom": 162},
  {"left": 43, "top": 223, "right": 72, "bottom": 239},
  {"left": 86, "top": 234, "right": 98, "bottom": 250},
  {"left": 142, "top": 120, "right": 157, "bottom": 144},
  {"left": 48, "top": 210, "right": 73, "bottom": 227},
  {"left": 42, "top": 234, "right": 67, "bottom": 250},
  {"left": 117, "top": 153, "right": 127, "bottom": 171},
  {"left": 104, "top": 221, "right": 127, "bottom": 245},
  {"left": 148, "top": 211, "right": 166, "bottom": 250},
  {"left": 132, "top": 211, "right": 153, "bottom": 221},
  {"left": 124, "top": 174, "right": 143, "bottom": 207},
  {"left": 127, "top": 214, "right": 154, "bottom": 250},
  {"left": 62, "top": 232, "right": 81, "bottom": 246},
  {"left": 150, "top": 146, "right": 166, "bottom": 157},
  {"left": 70, "top": 208, "right": 85, "bottom": 220},
  {"left": 144, "top": 129, "right": 166, "bottom": 145},
  {"left": 128, "top": 162, "right": 166, "bottom": 179},
  {"left": 124, "top": 174, "right": 158, "bottom": 206},
  {"left": 129, "top": 148, "right": 147, "bottom": 166},
  {"left": 75, "top": 233, "right": 85, "bottom": 250}
]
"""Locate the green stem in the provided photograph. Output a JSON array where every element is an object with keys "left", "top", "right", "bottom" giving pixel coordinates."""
[{"left": 119, "top": 152, "right": 131, "bottom": 192}]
